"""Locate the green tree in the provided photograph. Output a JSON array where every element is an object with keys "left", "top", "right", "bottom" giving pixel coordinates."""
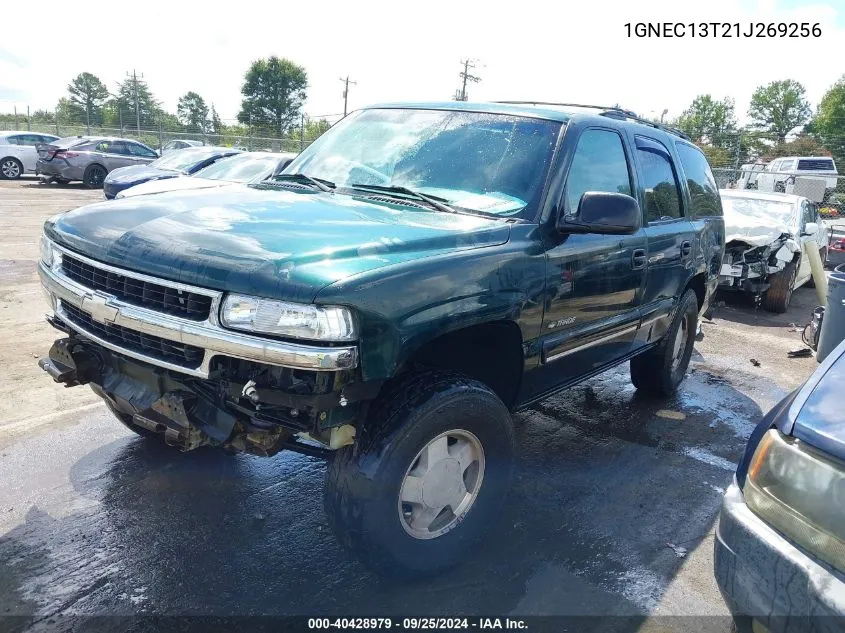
[
  {"left": 177, "top": 91, "right": 210, "bottom": 132},
  {"left": 210, "top": 104, "right": 223, "bottom": 135},
  {"left": 237, "top": 57, "right": 307, "bottom": 137},
  {"left": 748, "top": 80, "right": 811, "bottom": 143},
  {"left": 112, "top": 75, "right": 162, "bottom": 129},
  {"left": 66, "top": 72, "right": 110, "bottom": 127},
  {"left": 675, "top": 95, "right": 737, "bottom": 147},
  {"left": 808, "top": 75, "right": 845, "bottom": 164}
]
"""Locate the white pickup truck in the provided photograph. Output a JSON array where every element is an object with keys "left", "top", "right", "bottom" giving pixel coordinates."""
[{"left": 755, "top": 156, "right": 839, "bottom": 200}]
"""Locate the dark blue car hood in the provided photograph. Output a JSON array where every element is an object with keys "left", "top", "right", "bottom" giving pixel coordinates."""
[
  {"left": 106, "top": 165, "right": 179, "bottom": 185},
  {"left": 781, "top": 338, "right": 845, "bottom": 462}
]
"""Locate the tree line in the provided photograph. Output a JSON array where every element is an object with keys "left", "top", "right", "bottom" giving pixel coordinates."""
[
  {"left": 0, "top": 56, "right": 331, "bottom": 143},
  {"left": 669, "top": 77, "right": 845, "bottom": 169}
]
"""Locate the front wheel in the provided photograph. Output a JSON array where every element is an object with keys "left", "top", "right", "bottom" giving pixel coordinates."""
[
  {"left": 630, "top": 289, "right": 698, "bottom": 396},
  {"left": 324, "top": 370, "right": 514, "bottom": 577},
  {"left": 763, "top": 260, "right": 797, "bottom": 313}
]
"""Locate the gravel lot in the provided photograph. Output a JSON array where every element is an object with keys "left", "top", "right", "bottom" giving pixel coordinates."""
[{"left": 0, "top": 178, "right": 825, "bottom": 632}]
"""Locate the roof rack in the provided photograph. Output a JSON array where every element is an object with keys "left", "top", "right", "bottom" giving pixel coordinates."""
[{"left": 492, "top": 101, "right": 691, "bottom": 141}]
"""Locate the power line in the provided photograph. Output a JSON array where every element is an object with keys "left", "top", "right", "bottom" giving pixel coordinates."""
[
  {"left": 127, "top": 69, "right": 143, "bottom": 134},
  {"left": 454, "top": 59, "right": 481, "bottom": 102},
  {"left": 339, "top": 76, "right": 357, "bottom": 117}
]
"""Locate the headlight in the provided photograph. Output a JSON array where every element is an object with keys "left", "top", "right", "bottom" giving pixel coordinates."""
[
  {"left": 220, "top": 294, "right": 357, "bottom": 342},
  {"left": 744, "top": 429, "right": 845, "bottom": 571},
  {"left": 39, "top": 235, "right": 53, "bottom": 267}
]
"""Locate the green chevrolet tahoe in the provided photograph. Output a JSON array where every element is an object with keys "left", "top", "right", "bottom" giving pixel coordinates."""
[{"left": 37, "top": 101, "right": 725, "bottom": 576}]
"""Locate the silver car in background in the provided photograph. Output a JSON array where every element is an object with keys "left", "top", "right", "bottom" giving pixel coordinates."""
[
  {"left": 0, "top": 131, "right": 60, "bottom": 179},
  {"left": 35, "top": 136, "right": 159, "bottom": 188},
  {"left": 115, "top": 151, "right": 297, "bottom": 198}
]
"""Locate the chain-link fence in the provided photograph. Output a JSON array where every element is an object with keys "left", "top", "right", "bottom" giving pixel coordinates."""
[{"left": 0, "top": 114, "right": 345, "bottom": 154}]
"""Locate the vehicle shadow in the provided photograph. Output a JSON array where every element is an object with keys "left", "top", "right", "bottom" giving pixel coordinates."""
[
  {"left": 0, "top": 364, "right": 754, "bottom": 633},
  {"left": 713, "top": 286, "right": 820, "bottom": 330}
]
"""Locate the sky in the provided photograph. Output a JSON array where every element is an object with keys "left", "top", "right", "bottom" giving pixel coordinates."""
[{"left": 1, "top": 0, "right": 843, "bottom": 126}]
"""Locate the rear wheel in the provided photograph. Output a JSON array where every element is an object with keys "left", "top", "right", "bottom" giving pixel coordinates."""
[
  {"left": 763, "top": 260, "right": 797, "bottom": 313},
  {"left": 83, "top": 164, "right": 107, "bottom": 189},
  {"left": 0, "top": 157, "right": 23, "bottom": 179},
  {"left": 630, "top": 289, "right": 698, "bottom": 396},
  {"left": 324, "top": 370, "right": 514, "bottom": 577}
]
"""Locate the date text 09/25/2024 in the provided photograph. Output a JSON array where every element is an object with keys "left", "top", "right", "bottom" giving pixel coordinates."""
[
  {"left": 625, "top": 22, "right": 822, "bottom": 38},
  {"left": 307, "top": 618, "right": 528, "bottom": 630}
]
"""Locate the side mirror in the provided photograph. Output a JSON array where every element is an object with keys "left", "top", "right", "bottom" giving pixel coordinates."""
[
  {"left": 803, "top": 222, "right": 819, "bottom": 236},
  {"left": 558, "top": 192, "right": 642, "bottom": 235}
]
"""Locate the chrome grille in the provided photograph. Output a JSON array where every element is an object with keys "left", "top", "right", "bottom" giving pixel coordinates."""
[
  {"left": 61, "top": 254, "right": 212, "bottom": 321},
  {"left": 61, "top": 300, "right": 204, "bottom": 369}
]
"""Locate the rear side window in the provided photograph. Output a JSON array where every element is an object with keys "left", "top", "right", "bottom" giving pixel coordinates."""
[
  {"left": 675, "top": 143, "right": 722, "bottom": 218},
  {"left": 797, "top": 158, "right": 835, "bottom": 171},
  {"left": 6, "top": 135, "right": 25, "bottom": 145},
  {"left": 128, "top": 142, "right": 157, "bottom": 158},
  {"left": 635, "top": 136, "right": 682, "bottom": 222},
  {"left": 564, "top": 129, "right": 632, "bottom": 213}
]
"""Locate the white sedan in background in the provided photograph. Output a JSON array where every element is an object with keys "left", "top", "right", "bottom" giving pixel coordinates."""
[
  {"left": 718, "top": 189, "right": 830, "bottom": 313},
  {"left": 116, "top": 151, "right": 297, "bottom": 198},
  {"left": 0, "top": 131, "right": 60, "bottom": 179}
]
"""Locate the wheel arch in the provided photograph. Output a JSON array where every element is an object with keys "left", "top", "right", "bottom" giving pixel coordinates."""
[{"left": 396, "top": 320, "right": 525, "bottom": 410}]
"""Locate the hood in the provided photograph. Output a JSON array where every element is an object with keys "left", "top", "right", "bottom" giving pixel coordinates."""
[
  {"left": 786, "top": 339, "right": 845, "bottom": 462},
  {"left": 106, "top": 164, "right": 179, "bottom": 185},
  {"left": 721, "top": 194, "right": 798, "bottom": 247},
  {"left": 45, "top": 186, "right": 511, "bottom": 303},
  {"left": 118, "top": 176, "right": 229, "bottom": 198}
]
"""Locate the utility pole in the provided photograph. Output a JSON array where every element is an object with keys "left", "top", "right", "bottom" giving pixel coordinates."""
[
  {"left": 454, "top": 59, "right": 481, "bottom": 102},
  {"left": 13, "top": 106, "right": 17, "bottom": 129},
  {"left": 27, "top": 106, "right": 31, "bottom": 131},
  {"left": 340, "top": 75, "right": 357, "bottom": 117},
  {"left": 127, "top": 69, "right": 142, "bottom": 133}
]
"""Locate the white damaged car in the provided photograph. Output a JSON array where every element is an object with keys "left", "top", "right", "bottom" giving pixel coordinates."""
[{"left": 718, "top": 189, "right": 829, "bottom": 313}]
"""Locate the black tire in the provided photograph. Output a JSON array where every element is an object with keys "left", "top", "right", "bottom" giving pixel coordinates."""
[
  {"left": 630, "top": 289, "right": 698, "bottom": 396},
  {"left": 763, "top": 260, "right": 797, "bottom": 313},
  {"left": 324, "top": 370, "right": 515, "bottom": 577},
  {"left": 83, "top": 164, "right": 107, "bottom": 189},
  {"left": 0, "top": 157, "right": 23, "bottom": 180}
]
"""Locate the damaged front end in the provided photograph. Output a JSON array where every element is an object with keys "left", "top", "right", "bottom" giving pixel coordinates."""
[
  {"left": 39, "top": 330, "right": 379, "bottom": 457},
  {"left": 36, "top": 239, "right": 377, "bottom": 458},
  {"left": 718, "top": 233, "right": 798, "bottom": 302}
]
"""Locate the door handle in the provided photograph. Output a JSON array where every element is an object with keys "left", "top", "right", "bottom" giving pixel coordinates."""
[
  {"left": 632, "top": 248, "right": 646, "bottom": 270},
  {"left": 680, "top": 241, "right": 692, "bottom": 258}
]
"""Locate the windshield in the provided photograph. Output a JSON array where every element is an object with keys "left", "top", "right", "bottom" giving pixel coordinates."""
[
  {"left": 151, "top": 148, "right": 227, "bottom": 172},
  {"left": 283, "top": 108, "right": 561, "bottom": 217},
  {"left": 721, "top": 196, "right": 796, "bottom": 226},
  {"left": 194, "top": 153, "right": 280, "bottom": 182}
]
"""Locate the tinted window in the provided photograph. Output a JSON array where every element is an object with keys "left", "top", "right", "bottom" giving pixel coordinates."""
[
  {"left": 6, "top": 135, "right": 25, "bottom": 145},
  {"left": 636, "top": 137, "right": 682, "bottom": 222},
  {"left": 676, "top": 143, "right": 722, "bottom": 217},
  {"left": 798, "top": 158, "right": 835, "bottom": 171},
  {"left": 128, "top": 142, "right": 157, "bottom": 158},
  {"left": 802, "top": 200, "right": 815, "bottom": 225},
  {"left": 565, "top": 129, "right": 631, "bottom": 213}
]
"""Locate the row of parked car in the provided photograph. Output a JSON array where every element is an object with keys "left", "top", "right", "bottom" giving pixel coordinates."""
[{"left": 0, "top": 131, "right": 291, "bottom": 190}]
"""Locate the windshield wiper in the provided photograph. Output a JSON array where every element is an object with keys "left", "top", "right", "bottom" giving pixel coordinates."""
[
  {"left": 348, "top": 183, "right": 458, "bottom": 214},
  {"left": 273, "top": 173, "right": 335, "bottom": 192}
]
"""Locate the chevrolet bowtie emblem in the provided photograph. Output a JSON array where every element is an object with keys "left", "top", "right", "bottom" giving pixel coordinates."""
[{"left": 80, "top": 293, "right": 119, "bottom": 324}]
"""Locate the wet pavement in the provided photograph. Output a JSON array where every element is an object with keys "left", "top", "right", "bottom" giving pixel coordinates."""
[{"left": 0, "top": 179, "right": 824, "bottom": 632}]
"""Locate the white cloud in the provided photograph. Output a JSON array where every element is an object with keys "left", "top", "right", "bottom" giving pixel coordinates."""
[{"left": 0, "top": 0, "right": 842, "bottom": 125}]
